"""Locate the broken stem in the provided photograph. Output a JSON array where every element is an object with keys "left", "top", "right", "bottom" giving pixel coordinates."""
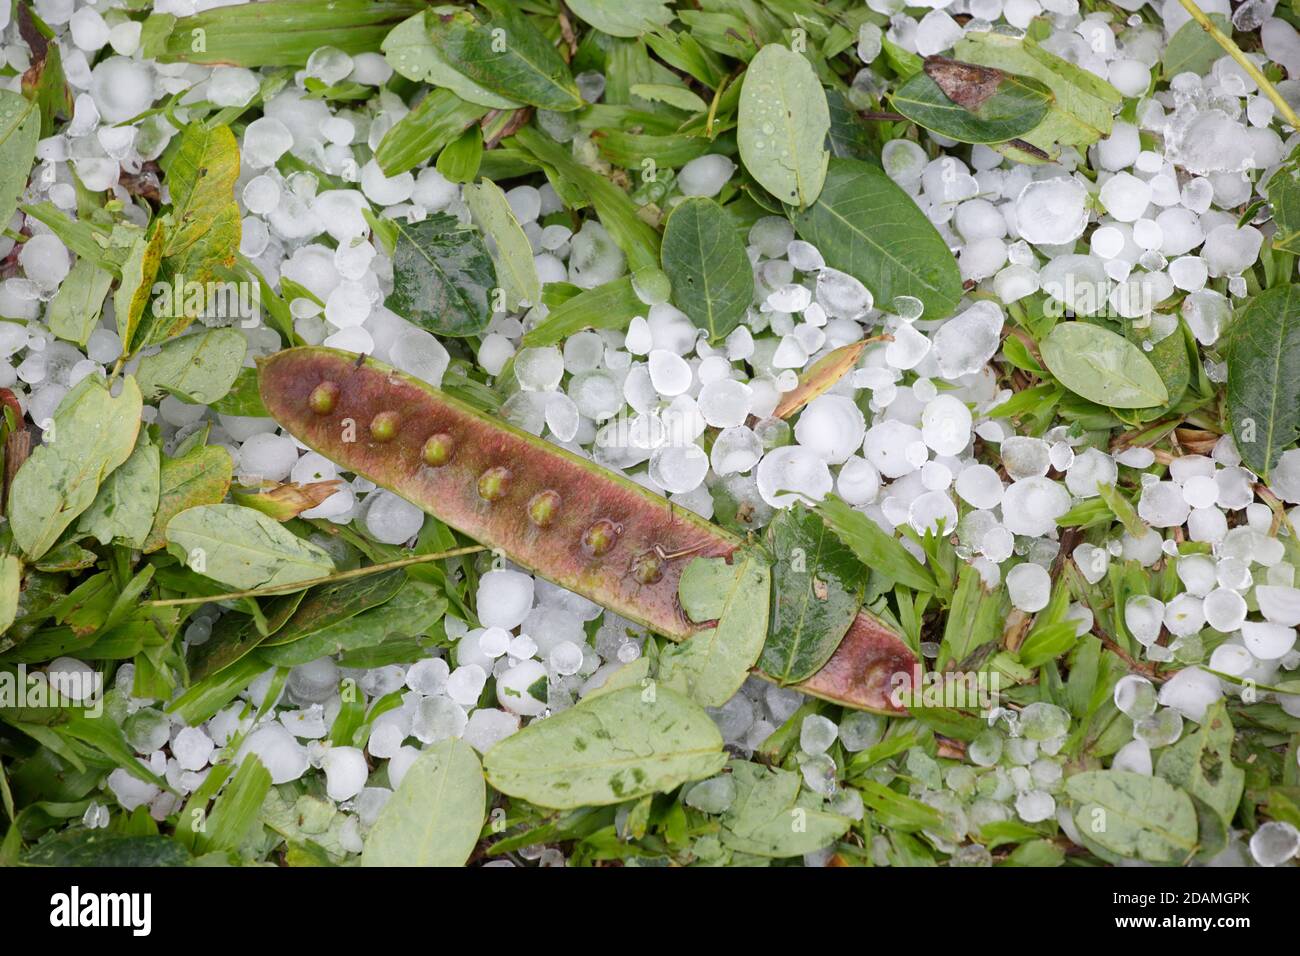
[
  {"left": 1176, "top": 0, "right": 1300, "bottom": 128},
  {"left": 145, "top": 544, "right": 487, "bottom": 607}
]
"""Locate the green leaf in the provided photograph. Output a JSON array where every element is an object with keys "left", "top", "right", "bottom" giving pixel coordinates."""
[
  {"left": 24, "top": 832, "right": 191, "bottom": 867},
  {"left": 208, "top": 366, "right": 269, "bottom": 417},
  {"left": 566, "top": 0, "right": 674, "bottom": 38},
  {"left": 1226, "top": 284, "right": 1300, "bottom": 477},
  {"left": 1155, "top": 700, "right": 1245, "bottom": 829},
  {"left": 1269, "top": 153, "right": 1300, "bottom": 254},
  {"left": 1040, "top": 322, "right": 1169, "bottom": 409},
  {"left": 720, "top": 761, "right": 850, "bottom": 857},
  {"left": 0, "top": 554, "right": 19, "bottom": 636},
  {"left": 162, "top": 123, "right": 241, "bottom": 265},
  {"left": 815, "top": 494, "right": 937, "bottom": 593},
  {"left": 660, "top": 197, "right": 753, "bottom": 342},
  {"left": 165, "top": 503, "right": 335, "bottom": 591},
  {"left": 1065, "top": 770, "right": 1198, "bottom": 863},
  {"left": 427, "top": 2, "right": 582, "bottom": 112},
  {"left": 262, "top": 570, "right": 408, "bottom": 647},
  {"left": 77, "top": 429, "right": 161, "bottom": 549},
  {"left": 374, "top": 88, "right": 488, "bottom": 177},
  {"left": 521, "top": 274, "right": 644, "bottom": 346},
  {"left": 362, "top": 739, "right": 485, "bottom": 866},
  {"left": 660, "top": 550, "right": 771, "bottom": 708},
  {"left": 385, "top": 213, "right": 497, "bottom": 337},
  {"left": 143, "top": 445, "right": 233, "bottom": 554},
  {"left": 46, "top": 258, "right": 113, "bottom": 348},
  {"left": 114, "top": 220, "right": 167, "bottom": 354},
  {"left": 464, "top": 178, "right": 541, "bottom": 310},
  {"left": 145, "top": 0, "right": 423, "bottom": 67},
  {"left": 629, "top": 82, "right": 707, "bottom": 113},
  {"left": 0, "top": 91, "right": 39, "bottom": 235},
  {"left": 8, "top": 376, "right": 143, "bottom": 560},
  {"left": 760, "top": 503, "right": 866, "bottom": 684},
  {"left": 954, "top": 29, "right": 1122, "bottom": 163},
  {"left": 1163, "top": 14, "right": 1231, "bottom": 79},
  {"left": 382, "top": 11, "right": 520, "bottom": 109},
  {"left": 483, "top": 685, "right": 727, "bottom": 809},
  {"left": 792, "top": 158, "right": 961, "bottom": 320},
  {"left": 890, "top": 59, "right": 1052, "bottom": 145},
  {"left": 738, "top": 43, "right": 829, "bottom": 207},
  {"left": 258, "top": 579, "right": 444, "bottom": 667},
  {"left": 136, "top": 328, "right": 248, "bottom": 404}
]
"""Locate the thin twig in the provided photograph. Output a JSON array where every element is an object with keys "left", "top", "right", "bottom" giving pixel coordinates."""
[
  {"left": 1176, "top": 0, "right": 1300, "bottom": 128},
  {"left": 144, "top": 545, "right": 487, "bottom": 607},
  {"left": 1091, "top": 624, "right": 1162, "bottom": 682}
]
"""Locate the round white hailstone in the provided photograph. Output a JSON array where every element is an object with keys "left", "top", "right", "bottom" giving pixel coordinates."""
[
  {"left": 1099, "top": 172, "right": 1152, "bottom": 222},
  {"left": 1241, "top": 621, "right": 1297, "bottom": 660},
  {"left": 312, "top": 190, "right": 369, "bottom": 242},
  {"left": 648, "top": 349, "right": 692, "bottom": 396},
  {"left": 698, "top": 379, "right": 753, "bottom": 428},
  {"left": 756, "top": 445, "right": 833, "bottom": 508},
  {"left": 238, "top": 724, "right": 309, "bottom": 784},
  {"left": 237, "top": 432, "right": 299, "bottom": 482},
  {"left": 107, "top": 769, "right": 159, "bottom": 812},
  {"left": 980, "top": 526, "right": 1014, "bottom": 563},
  {"left": 1202, "top": 223, "right": 1264, "bottom": 277},
  {"left": 1112, "top": 738, "right": 1153, "bottom": 775},
  {"left": 767, "top": 284, "right": 812, "bottom": 313},
  {"left": 90, "top": 55, "right": 154, "bottom": 122},
  {"left": 1113, "top": 674, "right": 1157, "bottom": 720},
  {"left": 1163, "top": 593, "right": 1205, "bottom": 637},
  {"left": 1256, "top": 585, "right": 1300, "bottom": 626},
  {"left": 919, "top": 395, "right": 971, "bottom": 456},
  {"left": 1014, "top": 178, "right": 1089, "bottom": 246},
  {"left": 387, "top": 746, "right": 421, "bottom": 788},
  {"left": 406, "top": 657, "right": 450, "bottom": 696},
  {"left": 1125, "top": 595, "right": 1165, "bottom": 646},
  {"left": 324, "top": 281, "right": 371, "bottom": 328},
  {"left": 360, "top": 158, "right": 414, "bottom": 205},
  {"left": 1176, "top": 554, "right": 1217, "bottom": 597},
  {"left": 545, "top": 393, "right": 579, "bottom": 442},
  {"left": 787, "top": 239, "right": 824, "bottom": 271},
  {"left": 920, "top": 461, "right": 952, "bottom": 491},
  {"left": 650, "top": 444, "right": 709, "bottom": 494},
  {"left": 412, "top": 696, "right": 467, "bottom": 744},
  {"left": 794, "top": 395, "right": 866, "bottom": 465},
  {"left": 478, "top": 334, "right": 516, "bottom": 376},
  {"left": 463, "top": 709, "right": 520, "bottom": 754},
  {"left": 712, "top": 429, "right": 759, "bottom": 476},
  {"left": 678, "top": 154, "right": 737, "bottom": 197},
  {"left": 1015, "top": 790, "right": 1056, "bottom": 824},
  {"left": 1000, "top": 477, "right": 1071, "bottom": 536},
  {"left": 173, "top": 726, "right": 215, "bottom": 772},
  {"left": 390, "top": 327, "right": 450, "bottom": 386},
  {"left": 69, "top": 6, "right": 110, "bottom": 50},
  {"left": 446, "top": 664, "right": 488, "bottom": 707},
  {"left": 863, "top": 420, "right": 925, "bottom": 478},
  {"left": 477, "top": 569, "right": 535, "bottom": 630},
  {"left": 1073, "top": 543, "right": 1109, "bottom": 584},
  {"left": 321, "top": 746, "right": 368, "bottom": 802},
  {"left": 413, "top": 167, "right": 459, "bottom": 210},
  {"left": 885, "top": 323, "right": 930, "bottom": 370},
  {"left": 1007, "top": 563, "right": 1051, "bottom": 612},
  {"left": 954, "top": 198, "right": 1007, "bottom": 242},
  {"left": 909, "top": 491, "right": 957, "bottom": 535},
  {"left": 19, "top": 234, "right": 71, "bottom": 289},
  {"left": 569, "top": 370, "right": 622, "bottom": 420},
  {"left": 364, "top": 490, "right": 425, "bottom": 544},
  {"left": 207, "top": 66, "right": 260, "bottom": 107},
  {"left": 815, "top": 268, "right": 873, "bottom": 319},
  {"left": 47, "top": 657, "right": 97, "bottom": 702},
  {"left": 932, "top": 301, "right": 1004, "bottom": 379},
  {"left": 1250, "top": 821, "right": 1300, "bottom": 867},
  {"left": 496, "top": 659, "right": 549, "bottom": 716},
  {"left": 837, "top": 456, "right": 881, "bottom": 505},
  {"left": 1181, "top": 474, "right": 1218, "bottom": 509},
  {"left": 1000, "top": 435, "right": 1050, "bottom": 480},
  {"left": 1137, "top": 480, "right": 1191, "bottom": 528},
  {"left": 243, "top": 116, "right": 294, "bottom": 168},
  {"left": 1097, "top": 121, "right": 1140, "bottom": 171},
  {"left": 955, "top": 464, "right": 1004, "bottom": 510}
]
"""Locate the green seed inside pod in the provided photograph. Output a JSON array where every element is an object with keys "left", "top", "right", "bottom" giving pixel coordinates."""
[
  {"left": 370, "top": 410, "right": 400, "bottom": 442},
  {"left": 422, "top": 432, "right": 454, "bottom": 467},
  {"left": 478, "top": 466, "right": 511, "bottom": 501},
  {"left": 630, "top": 550, "right": 664, "bottom": 585},
  {"left": 583, "top": 519, "right": 620, "bottom": 556},
  {"left": 308, "top": 381, "right": 340, "bottom": 414},
  {"left": 528, "top": 489, "right": 561, "bottom": 527}
]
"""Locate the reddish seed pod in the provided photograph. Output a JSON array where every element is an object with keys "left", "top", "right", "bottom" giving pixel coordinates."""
[
  {"left": 478, "top": 466, "right": 511, "bottom": 501},
  {"left": 370, "top": 410, "right": 400, "bottom": 442},
  {"left": 528, "top": 489, "right": 561, "bottom": 527},
  {"left": 422, "top": 432, "right": 454, "bottom": 467},
  {"left": 630, "top": 550, "right": 664, "bottom": 585},
  {"left": 582, "top": 518, "right": 620, "bottom": 556},
  {"left": 308, "top": 381, "right": 340, "bottom": 414}
]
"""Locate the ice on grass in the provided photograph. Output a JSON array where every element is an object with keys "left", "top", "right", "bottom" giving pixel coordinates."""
[
  {"left": 238, "top": 724, "right": 309, "bottom": 785},
  {"left": 678, "top": 154, "right": 736, "bottom": 197}
]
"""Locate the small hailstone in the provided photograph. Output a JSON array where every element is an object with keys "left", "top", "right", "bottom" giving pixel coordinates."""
[
  {"left": 794, "top": 395, "right": 866, "bottom": 465},
  {"left": 684, "top": 775, "right": 738, "bottom": 814},
  {"left": 1000, "top": 477, "right": 1071, "bottom": 536},
  {"left": 1112, "top": 739, "right": 1153, "bottom": 775},
  {"left": 238, "top": 724, "right": 309, "bottom": 784},
  {"left": 1157, "top": 667, "right": 1223, "bottom": 723},
  {"left": 800, "top": 714, "right": 838, "bottom": 755},
  {"left": 756, "top": 445, "right": 833, "bottom": 507},
  {"left": 1134, "top": 708, "right": 1183, "bottom": 748},
  {"left": 787, "top": 240, "right": 825, "bottom": 271},
  {"left": 1249, "top": 821, "right": 1300, "bottom": 866},
  {"left": 446, "top": 665, "right": 488, "bottom": 707},
  {"left": 698, "top": 379, "right": 753, "bottom": 428},
  {"left": 648, "top": 349, "right": 692, "bottom": 396},
  {"left": 1014, "top": 178, "right": 1089, "bottom": 246},
  {"left": 677, "top": 154, "right": 736, "bottom": 197},
  {"left": 363, "top": 490, "right": 425, "bottom": 544},
  {"left": 1006, "top": 563, "right": 1051, "bottom": 613},
  {"left": 497, "top": 660, "right": 548, "bottom": 717},
  {"left": 477, "top": 570, "right": 534, "bottom": 630}
]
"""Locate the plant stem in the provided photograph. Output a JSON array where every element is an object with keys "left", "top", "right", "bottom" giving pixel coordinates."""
[
  {"left": 145, "top": 544, "right": 487, "bottom": 607},
  {"left": 1176, "top": 0, "right": 1300, "bottom": 128}
]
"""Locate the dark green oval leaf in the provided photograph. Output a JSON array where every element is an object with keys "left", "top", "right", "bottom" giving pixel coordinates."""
[
  {"left": 385, "top": 212, "right": 497, "bottom": 337},
  {"left": 891, "top": 58, "right": 1052, "bottom": 145},
  {"left": 1041, "top": 321, "right": 1169, "bottom": 410},
  {"left": 661, "top": 197, "right": 754, "bottom": 342},
  {"left": 1227, "top": 284, "right": 1300, "bottom": 477}
]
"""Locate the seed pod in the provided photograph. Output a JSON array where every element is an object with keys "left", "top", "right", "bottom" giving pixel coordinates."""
[{"left": 259, "top": 347, "right": 913, "bottom": 712}]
